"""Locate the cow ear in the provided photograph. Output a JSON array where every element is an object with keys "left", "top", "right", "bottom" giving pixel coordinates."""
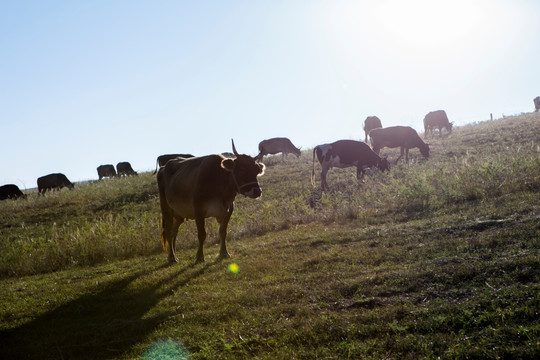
[
  {"left": 221, "top": 158, "right": 236, "bottom": 172},
  {"left": 258, "top": 162, "right": 266, "bottom": 175}
]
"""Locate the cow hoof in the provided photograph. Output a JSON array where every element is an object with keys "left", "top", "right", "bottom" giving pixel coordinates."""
[
  {"left": 168, "top": 257, "right": 179, "bottom": 264},
  {"left": 195, "top": 257, "right": 205, "bottom": 264},
  {"left": 219, "top": 252, "right": 231, "bottom": 259}
]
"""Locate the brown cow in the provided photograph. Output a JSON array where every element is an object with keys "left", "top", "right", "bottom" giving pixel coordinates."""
[
  {"left": 534, "top": 96, "right": 540, "bottom": 112},
  {"left": 423, "top": 110, "right": 453, "bottom": 138},
  {"left": 116, "top": 162, "right": 137, "bottom": 177},
  {"left": 97, "top": 164, "right": 117, "bottom": 180},
  {"left": 0, "top": 184, "right": 26, "bottom": 200},
  {"left": 37, "top": 173, "right": 74, "bottom": 195},
  {"left": 256, "top": 137, "right": 301, "bottom": 161},
  {"left": 154, "top": 154, "right": 195, "bottom": 174},
  {"left": 363, "top": 116, "right": 382, "bottom": 143},
  {"left": 312, "top": 140, "right": 389, "bottom": 191},
  {"left": 157, "top": 140, "right": 265, "bottom": 264},
  {"left": 370, "top": 126, "right": 429, "bottom": 164}
]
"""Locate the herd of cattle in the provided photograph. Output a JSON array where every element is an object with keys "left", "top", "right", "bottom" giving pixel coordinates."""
[
  {"left": 156, "top": 109, "right": 455, "bottom": 263},
  {"left": 0, "top": 161, "right": 138, "bottom": 200},
  {"left": 0, "top": 103, "right": 537, "bottom": 263}
]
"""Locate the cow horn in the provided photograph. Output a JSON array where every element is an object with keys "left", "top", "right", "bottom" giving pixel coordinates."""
[{"left": 232, "top": 139, "right": 239, "bottom": 156}]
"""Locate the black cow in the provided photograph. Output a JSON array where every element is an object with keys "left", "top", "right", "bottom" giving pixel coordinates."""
[
  {"left": 363, "top": 116, "right": 383, "bottom": 143},
  {"left": 0, "top": 184, "right": 26, "bottom": 200},
  {"left": 97, "top": 164, "right": 117, "bottom": 180},
  {"left": 117, "top": 162, "right": 137, "bottom": 177},
  {"left": 312, "top": 140, "right": 389, "bottom": 191},
  {"left": 534, "top": 96, "right": 540, "bottom": 112},
  {"left": 157, "top": 140, "right": 265, "bottom": 264},
  {"left": 37, "top": 173, "right": 74, "bottom": 195}
]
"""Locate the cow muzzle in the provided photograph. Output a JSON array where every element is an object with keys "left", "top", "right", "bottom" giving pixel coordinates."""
[{"left": 238, "top": 182, "right": 262, "bottom": 198}]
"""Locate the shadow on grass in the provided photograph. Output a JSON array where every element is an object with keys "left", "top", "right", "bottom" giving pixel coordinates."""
[{"left": 0, "top": 260, "right": 217, "bottom": 360}]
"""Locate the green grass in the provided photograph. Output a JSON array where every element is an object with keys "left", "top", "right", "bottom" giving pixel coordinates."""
[{"left": 1, "top": 112, "right": 539, "bottom": 359}]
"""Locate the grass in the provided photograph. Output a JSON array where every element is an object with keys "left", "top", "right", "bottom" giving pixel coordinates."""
[{"left": 1, "top": 112, "right": 539, "bottom": 359}]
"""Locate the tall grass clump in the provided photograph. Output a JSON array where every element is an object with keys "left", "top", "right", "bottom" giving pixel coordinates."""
[{"left": 0, "top": 173, "right": 162, "bottom": 276}]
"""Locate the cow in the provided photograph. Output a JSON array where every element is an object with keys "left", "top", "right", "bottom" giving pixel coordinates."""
[
  {"left": 154, "top": 154, "right": 195, "bottom": 174},
  {"left": 311, "top": 140, "right": 389, "bottom": 191},
  {"left": 370, "top": 126, "right": 429, "bottom": 164},
  {"left": 0, "top": 184, "right": 26, "bottom": 200},
  {"left": 534, "top": 96, "right": 540, "bottom": 112},
  {"left": 363, "top": 116, "right": 383, "bottom": 143},
  {"left": 37, "top": 173, "right": 74, "bottom": 195},
  {"left": 116, "top": 162, "right": 137, "bottom": 177},
  {"left": 97, "top": 164, "right": 117, "bottom": 180},
  {"left": 423, "top": 110, "right": 453, "bottom": 138},
  {"left": 256, "top": 137, "right": 301, "bottom": 162},
  {"left": 157, "top": 140, "right": 265, "bottom": 264}
]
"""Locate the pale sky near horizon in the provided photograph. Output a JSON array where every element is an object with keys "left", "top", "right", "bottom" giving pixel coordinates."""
[{"left": 1, "top": 0, "right": 539, "bottom": 189}]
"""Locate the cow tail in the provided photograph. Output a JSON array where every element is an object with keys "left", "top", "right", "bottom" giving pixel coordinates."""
[
  {"left": 311, "top": 148, "right": 317, "bottom": 187},
  {"left": 160, "top": 222, "right": 168, "bottom": 252}
]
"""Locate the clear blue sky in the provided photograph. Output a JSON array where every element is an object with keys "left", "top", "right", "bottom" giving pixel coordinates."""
[{"left": 1, "top": 0, "right": 539, "bottom": 189}]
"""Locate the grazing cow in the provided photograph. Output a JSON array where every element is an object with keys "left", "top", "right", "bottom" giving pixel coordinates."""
[
  {"left": 97, "top": 164, "right": 117, "bottom": 180},
  {"left": 0, "top": 184, "right": 26, "bottom": 200},
  {"left": 534, "top": 96, "right": 540, "bottom": 112},
  {"left": 370, "top": 126, "right": 429, "bottom": 164},
  {"left": 157, "top": 140, "right": 265, "bottom": 264},
  {"left": 423, "top": 110, "right": 453, "bottom": 138},
  {"left": 154, "top": 154, "right": 195, "bottom": 174},
  {"left": 311, "top": 140, "right": 389, "bottom": 191},
  {"left": 116, "top": 162, "right": 137, "bottom": 177},
  {"left": 256, "top": 137, "right": 301, "bottom": 161},
  {"left": 37, "top": 173, "right": 74, "bottom": 195},
  {"left": 363, "top": 116, "right": 383, "bottom": 143}
]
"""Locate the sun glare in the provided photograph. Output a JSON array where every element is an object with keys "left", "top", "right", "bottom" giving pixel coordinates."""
[{"left": 374, "top": 0, "right": 483, "bottom": 50}]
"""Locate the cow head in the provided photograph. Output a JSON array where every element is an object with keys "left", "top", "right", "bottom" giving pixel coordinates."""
[
  {"left": 378, "top": 156, "right": 390, "bottom": 172},
  {"left": 419, "top": 143, "right": 430, "bottom": 158},
  {"left": 221, "top": 140, "right": 265, "bottom": 198},
  {"left": 447, "top": 122, "right": 454, "bottom": 133}
]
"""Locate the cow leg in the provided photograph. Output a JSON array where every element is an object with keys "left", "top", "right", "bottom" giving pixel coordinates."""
[
  {"left": 396, "top": 147, "right": 404, "bottom": 163},
  {"left": 167, "top": 217, "right": 183, "bottom": 263},
  {"left": 218, "top": 203, "right": 234, "bottom": 259},
  {"left": 320, "top": 166, "right": 330, "bottom": 191},
  {"left": 161, "top": 207, "right": 182, "bottom": 263},
  {"left": 405, "top": 148, "right": 410, "bottom": 164},
  {"left": 356, "top": 166, "right": 365, "bottom": 181},
  {"left": 195, "top": 216, "right": 207, "bottom": 264}
]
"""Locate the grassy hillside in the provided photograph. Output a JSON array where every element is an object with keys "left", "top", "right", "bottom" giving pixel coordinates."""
[{"left": 1, "top": 113, "right": 539, "bottom": 359}]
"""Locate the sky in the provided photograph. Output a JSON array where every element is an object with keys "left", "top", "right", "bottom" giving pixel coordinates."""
[{"left": 1, "top": 0, "right": 539, "bottom": 189}]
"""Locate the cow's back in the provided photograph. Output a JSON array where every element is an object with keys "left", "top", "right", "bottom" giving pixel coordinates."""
[{"left": 330, "top": 140, "right": 378, "bottom": 165}]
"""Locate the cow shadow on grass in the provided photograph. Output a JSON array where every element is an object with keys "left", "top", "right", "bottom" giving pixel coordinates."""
[{"left": 0, "top": 260, "right": 217, "bottom": 360}]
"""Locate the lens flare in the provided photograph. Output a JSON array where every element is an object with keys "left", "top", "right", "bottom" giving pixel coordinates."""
[
  {"left": 228, "top": 263, "right": 240, "bottom": 274},
  {"left": 143, "top": 339, "right": 188, "bottom": 360}
]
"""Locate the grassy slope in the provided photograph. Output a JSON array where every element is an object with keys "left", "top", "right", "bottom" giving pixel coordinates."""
[{"left": 1, "top": 113, "right": 539, "bottom": 359}]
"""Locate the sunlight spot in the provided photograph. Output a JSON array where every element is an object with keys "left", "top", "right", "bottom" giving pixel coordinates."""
[
  {"left": 143, "top": 339, "right": 188, "bottom": 360},
  {"left": 374, "top": 0, "right": 483, "bottom": 50},
  {"left": 228, "top": 262, "right": 240, "bottom": 274}
]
